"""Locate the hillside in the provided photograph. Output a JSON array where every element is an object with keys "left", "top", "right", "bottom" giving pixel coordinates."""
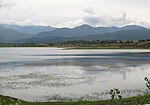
[
  {"left": 0, "top": 24, "right": 150, "bottom": 43},
  {"left": 16, "top": 29, "right": 150, "bottom": 43},
  {"left": 2, "top": 24, "right": 56, "bottom": 35},
  {"left": 35, "top": 25, "right": 146, "bottom": 38},
  {"left": 0, "top": 25, "right": 32, "bottom": 43},
  {"left": 77, "top": 29, "right": 150, "bottom": 41}
]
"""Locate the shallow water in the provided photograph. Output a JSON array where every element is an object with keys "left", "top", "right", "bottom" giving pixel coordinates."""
[{"left": 0, "top": 48, "right": 150, "bottom": 102}]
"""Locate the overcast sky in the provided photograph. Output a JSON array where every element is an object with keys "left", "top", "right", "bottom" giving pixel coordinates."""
[{"left": 0, "top": 0, "right": 150, "bottom": 27}]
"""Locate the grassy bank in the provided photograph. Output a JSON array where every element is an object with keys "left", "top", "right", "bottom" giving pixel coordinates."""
[{"left": 0, "top": 94, "right": 150, "bottom": 105}]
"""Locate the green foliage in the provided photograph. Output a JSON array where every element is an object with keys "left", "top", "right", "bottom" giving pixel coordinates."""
[
  {"left": 109, "top": 88, "right": 123, "bottom": 105},
  {"left": 0, "top": 97, "right": 22, "bottom": 105},
  {"left": 144, "top": 77, "right": 150, "bottom": 89},
  {"left": 109, "top": 88, "right": 122, "bottom": 100},
  {"left": 1, "top": 39, "right": 150, "bottom": 49}
]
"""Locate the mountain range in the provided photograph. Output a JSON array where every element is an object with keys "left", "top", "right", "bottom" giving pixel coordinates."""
[
  {"left": 0, "top": 24, "right": 150, "bottom": 43},
  {"left": 0, "top": 25, "right": 32, "bottom": 43},
  {"left": 35, "top": 24, "right": 146, "bottom": 38},
  {"left": 2, "top": 24, "right": 56, "bottom": 35}
]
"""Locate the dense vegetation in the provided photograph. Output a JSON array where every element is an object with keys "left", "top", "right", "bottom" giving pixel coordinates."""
[
  {"left": 0, "top": 43, "right": 49, "bottom": 47},
  {"left": 1, "top": 39, "right": 150, "bottom": 49},
  {"left": 52, "top": 39, "right": 150, "bottom": 49}
]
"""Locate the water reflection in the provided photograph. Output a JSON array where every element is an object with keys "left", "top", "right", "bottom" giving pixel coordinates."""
[{"left": 0, "top": 48, "right": 150, "bottom": 101}]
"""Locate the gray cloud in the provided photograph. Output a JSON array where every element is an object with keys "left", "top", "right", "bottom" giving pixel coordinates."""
[
  {"left": 0, "top": 0, "right": 14, "bottom": 8},
  {"left": 0, "top": 0, "right": 5, "bottom": 8},
  {"left": 82, "top": 8, "right": 133, "bottom": 27},
  {"left": 83, "top": 7, "right": 95, "bottom": 15},
  {"left": 82, "top": 12, "right": 133, "bottom": 27},
  {"left": 0, "top": 0, "right": 150, "bottom": 27},
  {"left": 83, "top": 16, "right": 100, "bottom": 26},
  {"left": 53, "top": 11, "right": 150, "bottom": 28}
]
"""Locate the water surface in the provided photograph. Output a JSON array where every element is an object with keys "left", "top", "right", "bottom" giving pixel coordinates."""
[{"left": 0, "top": 48, "right": 150, "bottom": 102}]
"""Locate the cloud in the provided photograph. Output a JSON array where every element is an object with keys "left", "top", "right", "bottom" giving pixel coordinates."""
[
  {"left": 82, "top": 8, "right": 134, "bottom": 27},
  {"left": 0, "top": 0, "right": 150, "bottom": 28},
  {"left": 83, "top": 16, "right": 100, "bottom": 26},
  {"left": 53, "top": 12, "right": 132, "bottom": 28},
  {"left": 0, "top": 0, "right": 5, "bottom": 8},
  {"left": 43, "top": 11, "right": 150, "bottom": 28},
  {"left": 83, "top": 7, "right": 95, "bottom": 15},
  {"left": 122, "top": 11, "right": 127, "bottom": 18},
  {"left": 0, "top": 19, "right": 48, "bottom": 26},
  {"left": 82, "top": 11, "right": 150, "bottom": 27},
  {"left": 54, "top": 18, "right": 84, "bottom": 28},
  {"left": 1, "top": 12, "right": 150, "bottom": 28},
  {"left": 82, "top": 12, "right": 132, "bottom": 27},
  {"left": 0, "top": 0, "right": 14, "bottom": 8}
]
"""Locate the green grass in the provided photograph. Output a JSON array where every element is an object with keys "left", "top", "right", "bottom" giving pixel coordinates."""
[{"left": 0, "top": 94, "right": 150, "bottom": 105}]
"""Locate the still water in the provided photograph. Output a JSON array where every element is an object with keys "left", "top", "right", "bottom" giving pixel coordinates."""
[{"left": 0, "top": 48, "right": 150, "bottom": 102}]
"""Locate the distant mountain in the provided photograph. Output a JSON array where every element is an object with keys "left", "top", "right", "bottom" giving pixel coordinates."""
[
  {"left": 35, "top": 24, "right": 147, "bottom": 38},
  {"left": 2, "top": 24, "right": 57, "bottom": 35},
  {"left": 2, "top": 24, "right": 150, "bottom": 43},
  {"left": 77, "top": 29, "right": 150, "bottom": 41},
  {"left": 16, "top": 29, "right": 150, "bottom": 43},
  {"left": 0, "top": 25, "right": 32, "bottom": 43},
  {"left": 120, "top": 25, "right": 146, "bottom": 30},
  {"left": 35, "top": 24, "right": 120, "bottom": 38}
]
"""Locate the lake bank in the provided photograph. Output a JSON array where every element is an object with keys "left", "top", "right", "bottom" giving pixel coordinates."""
[
  {"left": 64, "top": 47, "right": 150, "bottom": 50},
  {"left": 0, "top": 94, "right": 150, "bottom": 105},
  {"left": 0, "top": 40, "right": 150, "bottom": 49}
]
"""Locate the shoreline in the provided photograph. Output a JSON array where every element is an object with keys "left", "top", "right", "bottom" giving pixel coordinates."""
[
  {"left": 0, "top": 46, "right": 150, "bottom": 50},
  {"left": 0, "top": 94, "right": 150, "bottom": 105},
  {"left": 64, "top": 47, "right": 150, "bottom": 50}
]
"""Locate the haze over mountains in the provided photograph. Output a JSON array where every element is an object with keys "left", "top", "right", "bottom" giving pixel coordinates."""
[
  {"left": 2, "top": 24, "right": 56, "bottom": 35},
  {"left": 35, "top": 24, "right": 146, "bottom": 38},
  {"left": 0, "top": 25, "right": 32, "bottom": 42},
  {"left": 0, "top": 24, "right": 150, "bottom": 43}
]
